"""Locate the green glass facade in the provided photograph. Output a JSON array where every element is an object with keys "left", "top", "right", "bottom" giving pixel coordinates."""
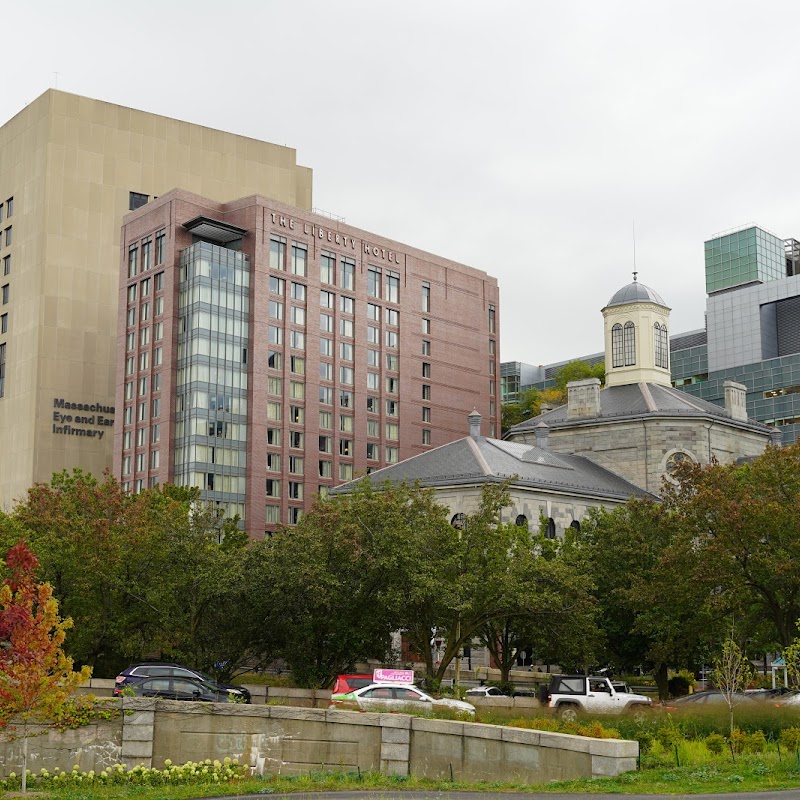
[{"left": 704, "top": 226, "right": 785, "bottom": 294}]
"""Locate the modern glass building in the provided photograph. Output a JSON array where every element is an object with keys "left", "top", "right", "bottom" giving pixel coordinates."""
[{"left": 704, "top": 225, "right": 786, "bottom": 294}]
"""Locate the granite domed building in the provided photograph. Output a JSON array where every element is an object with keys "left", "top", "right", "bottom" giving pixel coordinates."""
[{"left": 506, "top": 278, "right": 778, "bottom": 495}]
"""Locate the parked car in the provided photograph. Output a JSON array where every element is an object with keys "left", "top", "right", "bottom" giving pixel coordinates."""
[
  {"left": 665, "top": 691, "right": 757, "bottom": 708},
  {"left": 465, "top": 685, "right": 508, "bottom": 698},
  {"left": 114, "top": 662, "right": 251, "bottom": 703},
  {"left": 113, "top": 675, "right": 249, "bottom": 703},
  {"left": 543, "top": 674, "right": 652, "bottom": 720},
  {"left": 330, "top": 673, "right": 373, "bottom": 695},
  {"left": 330, "top": 682, "right": 476, "bottom": 716}
]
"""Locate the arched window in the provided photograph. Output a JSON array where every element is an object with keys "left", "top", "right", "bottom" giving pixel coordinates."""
[
  {"left": 654, "top": 323, "right": 668, "bottom": 369},
  {"left": 515, "top": 514, "right": 528, "bottom": 529},
  {"left": 451, "top": 512, "right": 466, "bottom": 530},
  {"left": 545, "top": 518, "right": 556, "bottom": 539},
  {"left": 611, "top": 323, "right": 624, "bottom": 368},
  {"left": 623, "top": 321, "right": 636, "bottom": 366},
  {"left": 570, "top": 520, "right": 581, "bottom": 534}
]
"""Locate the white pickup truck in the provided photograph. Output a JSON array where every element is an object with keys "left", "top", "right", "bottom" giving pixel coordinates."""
[{"left": 542, "top": 674, "right": 653, "bottom": 721}]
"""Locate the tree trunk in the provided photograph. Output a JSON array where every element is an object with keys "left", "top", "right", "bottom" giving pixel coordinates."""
[
  {"left": 21, "top": 723, "right": 28, "bottom": 793},
  {"left": 655, "top": 662, "right": 669, "bottom": 702}
]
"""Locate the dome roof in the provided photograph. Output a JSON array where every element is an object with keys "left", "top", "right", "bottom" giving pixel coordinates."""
[{"left": 605, "top": 281, "right": 667, "bottom": 308}]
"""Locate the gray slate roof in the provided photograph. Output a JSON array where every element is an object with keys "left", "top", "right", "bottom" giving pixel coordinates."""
[
  {"left": 605, "top": 281, "right": 667, "bottom": 308},
  {"left": 334, "top": 435, "right": 653, "bottom": 502},
  {"left": 508, "top": 382, "right": 773, "bottom": 435}
]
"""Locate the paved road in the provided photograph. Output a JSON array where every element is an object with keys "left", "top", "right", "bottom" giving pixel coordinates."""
[{"left": 218, "top": 791, "right": 800, "bottom": 800}]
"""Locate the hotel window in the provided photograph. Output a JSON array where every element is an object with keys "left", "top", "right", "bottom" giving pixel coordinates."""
[
  {"left": 0, "top": 203, "right": 2, "bottom": 222},
  {"left": 123, "top": 430, "right": 132, "bottom": 449},
  {"left": 270, "top": 236, "right": 286, "bottom": 270},
  {"left": 140, "top": 302, "right": 149, "bottom": 322},
  {"left": 422, "top": 362, "right": 431, "bottom": 378},
  {"left": 127, "top": 284, "right": 137, "bottom": 303},
  {"left": 125, "top": 356, "right": 134, "bottom": 376},
  {"left": 320, "top": 337, "right": 333, "bottom": 356},
  {"left": 367, "top": 267, "right": 381, "bottom": 298},
  {"left": 422, "top": 340, "right": 431, "bottom": 356},
  {"left": 155, "top": 230, "right": 165, "bottom": 264},
  {"left": 122, "top": 456, "right": 131, "bottom": 476},
  {"left": 386, "top": 399, "right": 399, "bottom": 417},
  {"left": 291, "top": 355, "right": 305, "bottom": 375},
  {"left": 140, "top": 327, "right": 150, "bottom": 347},
  {"left": 268, "top": 376, "right": 283, "bottom": 395},
  {"left": 340, "top": 318, "right": 354, "bottom": 338},
  {"left": 138, "top": 351, "right": 149, "bottom": 371},
  {"left": 0, "top": 343, "right": 5, "bottom": 397},
  {"left": 141, "top": 237, "right": 152, "bottom": 271},
  {"left": 367, "top": 372, "right": 379, "bottom": 390},
  {"left": 488, "top": 304, "right": 496, "bottom": 334},
  {"left": 386, "top": 446, "right": 399, "bottom": 464},
  {"left": 137, "top": 429, "right": 147, "bottom": 450},
  {"left": 340, "top": 342, "right": 353, "bottom": 361},
  {"left": 367, "top": 419, "right": 379, "bottom": 437},
  {"left": 291, "top": 282, "right": 306, "bottom": 302},
  {"left": 154, "top": 296, "right": 164, "bottom": 315},
  {"left": 421, "top": 282, "right": 431, "bottom": 312},
  {"left": 489, "top": 359, "right": 495, "bottom": 375},
  {"left": 150, "top": 450, "right": 160, "bottom": 470},
  {"left": 291, "top": 243, "right": 307, "bottom": 276},
  {"left": 367, "top": 325, "right": 379, "bottom": 344},
  {"left": 340, "top": 389, "right": 354, "bottom": 407},
  {"left": 320, "top": 251, "right": 335, "bottom": 284},
  {"left": 320, "top": 313, "right": 333, "bottom": 333},
  {"left": 366, "top": 395, "right": 378, "bottom": 413},
  {"left": 367, "top": 349, "right": 379, "bottom": 367},
  {"left": 126, "top": 332, "right": 135, "bottom": 352},
  {"left": 5, "top": 197, "right": 12, "bottom": 217},
  {"left": 422, "top": 384, "right": 431, "bottom": 400},
  {"left": 386, "top": 376, "right": 398, "bottom": 394},
  {"left": 153, "top": 347, "right": 162, "bottom": 366},
  {"left": 319, "top": 410, "right": 332, "bottom": 429},
  {"left": 489, "top": 339, "right": 496, "bottom": 355},
  {"left": 288, "top": 482, "right": 303, "bottom": 500},
  {"left": 290, "top": 330, "right": 305, "bottom": 350},
  {"left": 268, "top": 349, "right": 283, "bottom": 369},
  {"left": 291, "top": 306, "right": 305, "bottom": 326},
  {"left": 385, "top": 331, "right": 398, "bottom": 348},
  {"left": 339, "top": 438, "right": 352, "bottom": 456},
  {"left": 490, "top": 399, "right": 496, "bottom": 416},
  {"left": 2, "top": 255, "right": 9, "bottom": 276},
  {"left": 138, "top": 376, "right": 147, "bottom": 396},
  {"left": 289, "top": 381, "right": 305, "bottom": 400},
  {"left": 289, "top": 456, "right": 304, "bottom": 475},
  {"left": 339, "top": 463, "right": 353, "bottom": 481},
  {"left": 266, "top": 505, "right": 280, "bottom": 524},
  {"left": 386, "top": 308, "right": 399, "bottom": 326},
  {"left": 151, "top": 424, "right": 160, "bottom": 444},
  {"left": 319, "top": 435, "right": 332, "bottom": 453},
  {"left": 289, "top": 430, "right": 304, "bottom": 449},
  {"left": 267, "top": 401, "right": 282, "bottom": 421},
  {"left": 288, "top": 507, "right": 303, "bottom": 525},
  {"left": 367, "top": 303, "right": 381, "bottom": 322},
  {"left": 422, "top": 406, "right": 431, "bottom": 422},
  {"left": 3, "top": 228, "right": 10, "bottom": 247},
  {"left": 611, "top": 323, "right": 623, "bottom": 368},
  {"left": 154, "top": 321, "right": 163, "bottom": 341},
  {"left": 422, "top": 318, "right": 430, "bottom": 334},
  {"left": 422, "top": 429, "right": 431, "bottom": 445},
  {"left": 366, "top": 442, "right": 379, "bottom": 460},
  {"left": 267, "top": 427, "right": 281, "bottom": 446},
  {"left": 124, "top": 406, "right": 133, "bottom": 425},
  {"left": 155, "top": 271, "right": 164, "bottom": 290},
  {"left": 623, "top": 321, "right": 636, "bottom": 366},
  {"left": 386, "top": 423, "right": 399, "bottom": 441},
  {"left": 339, "top": 295, "right": 355, "bottom": 314},
  {"left": 266, "top": 479, "right": 281, "bottom": 498},
  {"left": 289, "top": 406, "right": 305, "bottom": 425},
  {"left": 319, "top": 384, "right": 333, "bottom": 402},
  {"left": 319, "top": 460, "right": 332, "bottom": 478},
  {"left": 269, "top": 300, "right": 284, "bottom": 320},
  {"left": 340, "top": 414, "right": 354, "bottom": 434},
  {"left": 0, "top": 314, "right": 6, "bottom": 334},
  {"left": 137, "top": 401, "right": 147, "bottom": 421},
  {"left": 152, "top": 398, "right": 160, "bottom": 417},
  {"left": 320, "top": 290, "right": 334, "bottom": 309},
  {"left": 340, "top": 366, "right": 354, "bottom": 385},
  {"left": 340, "top": 257, "right": 355, "bottom": 290},
  {"left": 385, "top": 271, "right": 400, "bottom": 303},
  {"left": 128, "top": 246, "right": 138, "bottom": 279},
  {"left": 270, "top": 275, "right": 285, "bottom": 294}
]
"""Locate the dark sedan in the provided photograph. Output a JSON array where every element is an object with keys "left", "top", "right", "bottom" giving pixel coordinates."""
[
  {"left": 113, "top": 675, "right": 250, "bottom": 703},
  {"left": 114, "top": 661, "right": 250, "bottom": 702}
]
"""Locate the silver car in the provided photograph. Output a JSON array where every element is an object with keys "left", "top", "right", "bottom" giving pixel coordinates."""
[{"left": 332, "top": 683, "right": 476, "bottom": 716}]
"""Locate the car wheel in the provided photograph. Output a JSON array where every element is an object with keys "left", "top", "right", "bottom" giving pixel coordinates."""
[{"left": 558, "top": 704, "right": 578, "bottom": 722}]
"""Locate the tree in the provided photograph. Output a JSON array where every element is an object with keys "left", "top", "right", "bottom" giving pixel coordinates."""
[
  {"left": 712, "top": 626, "right": 755, "bottom": 734},
  {"left": 501, "top": 388, "right": 542, "bottom": 434},
  {"left": 0, "top": 541, "right": 91, "bottom": 792},
  {"left": 553, "top": 359, "right": 606, "bottom": 394}
]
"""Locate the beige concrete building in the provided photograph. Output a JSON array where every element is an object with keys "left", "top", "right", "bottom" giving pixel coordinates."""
[{"left": 0, "top": 90, "right": 312, "bottom": 509}]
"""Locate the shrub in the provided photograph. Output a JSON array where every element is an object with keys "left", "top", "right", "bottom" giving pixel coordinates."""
[
  {"left": 781, "top": 726, "right": 800, "bottom": 753},
  {"left": 667, "top": 673, "right": 693, "bottom": 698},
  {"left": 705, "top": 733, "right": 726, "bottom": 754},
  {"left": 745, "top": 730, "right": 767, "bottom": 753},
  {"left": 729, "top": 728, "right": 748, "bottom": 754},
  {"left": 655, "top": 725, "right": 684, "bottom": 750},
  {"left": 636, "top": 732, "right": 654, "bottom": 754}
]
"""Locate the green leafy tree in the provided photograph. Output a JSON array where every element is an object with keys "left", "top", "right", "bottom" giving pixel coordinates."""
[
  {"left": 553, "top": 359, "right": 606, "bottom": 394},
  {"left": 712, "top": 626, "right": 755, "bottom": 734},
  {"left": 501, "top": 388, "right": 542, "bottom": 434},
  {"left": 0, "top": 541, "right": 91, "bottom": 792}
]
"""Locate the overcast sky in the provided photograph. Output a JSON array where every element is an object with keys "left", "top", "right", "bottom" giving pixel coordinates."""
[{"left": 4, "top": 0, "right": 799, "bottom": 365}]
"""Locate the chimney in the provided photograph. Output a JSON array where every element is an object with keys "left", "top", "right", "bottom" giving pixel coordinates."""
[
  {"left": 723, "top": 380, "right": 748, "bottom": 421},
  {"left": 468, "top": 409, "right": 482, "bottom": 439},
  {"left": 535, "top": 421, "right": 549, "bottom": 449},
  {"left": 770, "top": 428, "right": 783, "bottom": 447},
  {"left": 567, "top": 378, "right": 601, "bottom": 420}
]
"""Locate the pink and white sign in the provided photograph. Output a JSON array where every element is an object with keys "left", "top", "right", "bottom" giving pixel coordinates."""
[{"left": 373, "top": 668, "right": 415, "bottom": 684}]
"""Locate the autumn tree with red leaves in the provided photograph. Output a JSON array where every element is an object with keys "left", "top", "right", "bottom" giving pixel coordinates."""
[{"left": 0, "top": 540, "right": 91, "bottom": 791}]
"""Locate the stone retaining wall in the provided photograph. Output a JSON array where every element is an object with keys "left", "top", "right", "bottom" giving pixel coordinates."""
[{"left": 0, "top": 699, "right": 637, "bottom": 782}]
